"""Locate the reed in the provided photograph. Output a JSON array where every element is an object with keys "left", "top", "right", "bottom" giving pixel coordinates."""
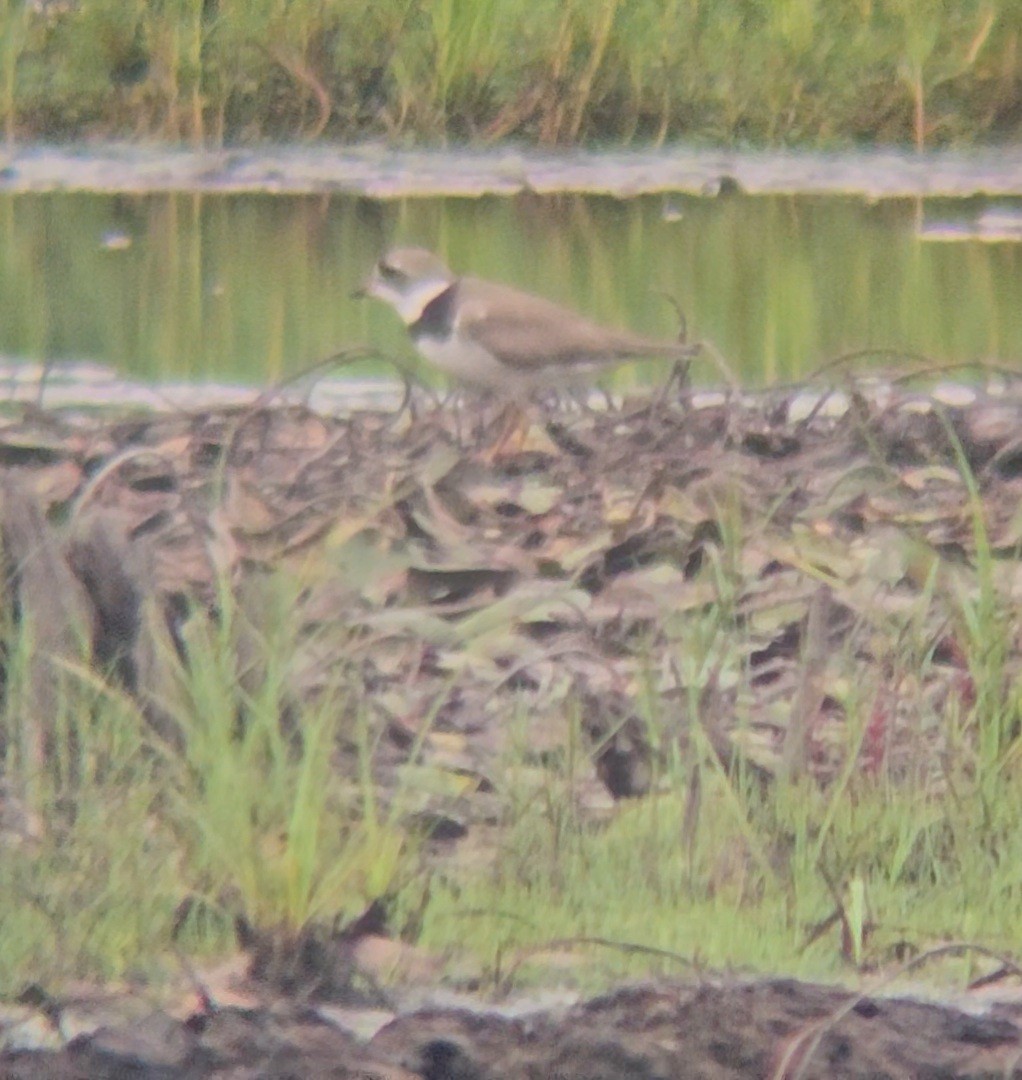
[{"left": 0, "top": 0, "right": 1016, "bottom": 146}]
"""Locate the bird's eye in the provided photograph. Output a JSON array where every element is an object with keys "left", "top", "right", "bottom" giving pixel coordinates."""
[{"left": 378, "top": 262, "right": 404, "bottom": 282}]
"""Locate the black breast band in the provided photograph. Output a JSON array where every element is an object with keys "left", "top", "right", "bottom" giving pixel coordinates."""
[{"left": 409, "top": 283, "right": 458, "bottom": 342}]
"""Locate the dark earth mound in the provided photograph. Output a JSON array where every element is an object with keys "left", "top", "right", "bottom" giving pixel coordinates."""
[{"left": 6, "top": 978, "right": 1022, "bottom": 1078}]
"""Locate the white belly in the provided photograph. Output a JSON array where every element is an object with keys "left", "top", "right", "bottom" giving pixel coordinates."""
[
  {"left": 414, "top": 333, "right": 613, "bottom": 397},
  {"left": 416, "top": 336, "right": 534, "bottom": 395}
]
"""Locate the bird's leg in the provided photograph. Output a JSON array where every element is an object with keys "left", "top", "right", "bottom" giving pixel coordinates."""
[
  {"left": 439, "top": 384, "right": 463, "bottom": 441},
  {"left": 480, "top": 401, "right": 530, "bottom": 463}
]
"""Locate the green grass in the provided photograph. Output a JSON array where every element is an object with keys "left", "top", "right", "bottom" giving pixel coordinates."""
[
  {"left": 1, "top": 0, "right": 1019, "bottom": 146},
  {"left": 0, "top": 571, "right": 418, "bottom": 989},
  {"left": 416, "top": 591, "right": 1022, "bottom": 992},
  {"left": 152, "top": 574, "right": 414, "bottom": 935}
]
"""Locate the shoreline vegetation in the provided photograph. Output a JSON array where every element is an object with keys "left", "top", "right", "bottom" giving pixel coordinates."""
[
  {"left": 1, "top": 0, "right": 1019, "bottom": 149},
  {"left": 4, "top": 374, "right": 1022, "bottom": 1000}
]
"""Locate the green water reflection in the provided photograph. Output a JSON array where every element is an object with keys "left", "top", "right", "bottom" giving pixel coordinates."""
[{"left": 1, "top": 192, "right": 1019, "bottom": 386}]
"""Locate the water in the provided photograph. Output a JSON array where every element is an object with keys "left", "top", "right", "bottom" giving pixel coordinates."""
[{"left": 1, "top": 191, "right": 1019, "bottom": 388}]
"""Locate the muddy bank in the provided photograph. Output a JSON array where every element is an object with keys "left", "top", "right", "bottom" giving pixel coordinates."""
[{"left": 3, "top": 144, "right": 1022, "bottom": 198}]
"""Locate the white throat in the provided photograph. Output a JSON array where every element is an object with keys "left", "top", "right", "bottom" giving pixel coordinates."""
[{"left": 390, "top": 277, "right": 452, "bottom": 324}]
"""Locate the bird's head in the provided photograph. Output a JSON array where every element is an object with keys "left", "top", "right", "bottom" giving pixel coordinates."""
[{"left": 353, "top": 247, "right": 454, "bottom": 324}]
